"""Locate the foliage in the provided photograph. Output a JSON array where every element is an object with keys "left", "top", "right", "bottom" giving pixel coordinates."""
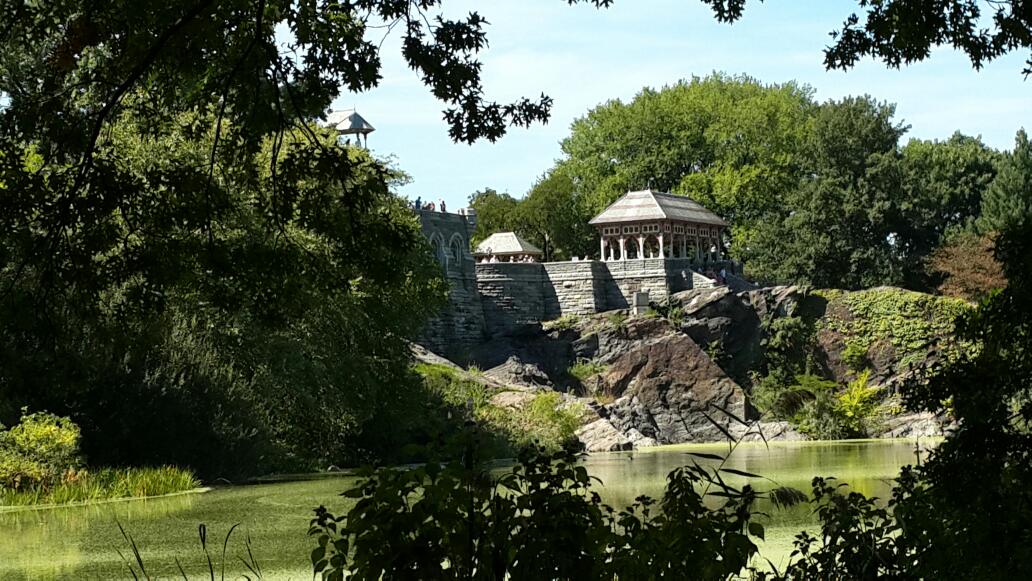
[
  {"left": 666, "top": 306, "right": 686, "bottom": 327},
  {"left": 467, "top": 188, "right": 523, "bottom": 246},
  {"left": 978, "top": 129, "right": 1032, "bottom": 236},
  {"left": 761, "top": 476, "right": 911, "bottom": 580},
  {"left": 744, "top": 96, "right": 909, "bottom": 289},
  {"left": 309, "top": 441, "right": 784, "bottom": 580},
  {"left": 897, "top": 133, "right": 1002, "bottom": 289},
  {"left": 545, "top": 314, "right": 581, "bottom": 332},
  {"left": 0, "top": 410, "right": 198, "bottom": 506},
  {"left": 545, "top": 73, "right": 997, "bottom": 290},
  {"left": 119, "top": 522, "right": 264, "bottom": 581},
  {"left": 754, "top": 373, "right": 880, "bottom": 440},
  {"left": 413, "top": 364, "right": 583, "bottom": 455},
  {"left": 840, "top": 341, "right": 868, "bottom": 372},
  {"left": 760, "top": 315, "right": 815, "bottom": 385},
  {"left": 0, "top": 410, "right": 81, "bottom": 491},
  {"left": 468, "top": 169, "right": 597, "bottom": 261},
  {"left": 606, "top": 311, "right": 628, "bottom": 330},
  {"left": 0, "top": 466, "right": 199, "bottom": 507},
  {"left": 820, "top": 287, "right": 972, "bottom": 366},
  {"left": 834, "top": 371, "right": 882, "bottom": 437},
  {"left": 927, "top": 230, "right": 1007, "bottom": 301},
  {"left": 567, "top": 359, "right": 607, "bottom": 383},
  {"left": 482, "top": 392, "right": 584, "bottom": 454},
  {"left": 4, "top": 0, "right": 631, "bottom": 477},
  {"left": 0, "top": 114, "right": 448, "bottom": 477}
]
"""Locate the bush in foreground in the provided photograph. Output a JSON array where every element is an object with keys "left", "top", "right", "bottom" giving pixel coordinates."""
[{"left": 0, "top": 411, "right": 199, "bottom": 506}]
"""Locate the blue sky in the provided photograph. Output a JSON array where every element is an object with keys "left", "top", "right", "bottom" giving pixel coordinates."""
[{"left": 331, "top": 0, "right": 1031, "bottom": 210}]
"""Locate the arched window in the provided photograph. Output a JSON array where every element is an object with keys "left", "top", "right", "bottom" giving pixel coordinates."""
[
  {"left": 430, "top": 236, "right": 444, "bottom": 265},
  {"left": 449, "top": 235, "right": 465, "bottom": 270}
]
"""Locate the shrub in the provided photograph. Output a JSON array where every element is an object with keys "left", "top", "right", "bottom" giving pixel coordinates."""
[
  {"left": 606, "top": 311, "right": 627, "bottom": 330},
  {"left": 567, "top": 359, "right": 607, "bottom": 383},
  {"left": 0, "top": 466, "right": 200, "bottom": 506},
  {"left": 482, "top": 392, "right": 583, "bottom": 453},
  {"left": 841, "top": 340, "right": 869, "bottom": 372},
  {"left": 834, "top": 370, "right": 882, "bottom": 436},
  {"left": 546, "top": 314, "right": 581, "bottom": 331},
  {"left": 667, "top": 305, "right": 685, "bottom": 327},
  {"left": 0, "top": 410, "right": 82, "bottom": 491},
  {"left": 309, "top": 443, "right": 792, "bottom": 580},
  {"left": 413, "top": 364, "right": 582, "bottom": 455}
]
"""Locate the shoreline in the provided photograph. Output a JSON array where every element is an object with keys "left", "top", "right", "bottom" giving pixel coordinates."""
[{"left": 0, "top": 486, "right": 212, "bottom": 514}]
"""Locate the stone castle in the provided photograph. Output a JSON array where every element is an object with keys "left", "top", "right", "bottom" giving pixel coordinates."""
[{"left": 416, "top": 190, "right": 739, "bottom": 355}]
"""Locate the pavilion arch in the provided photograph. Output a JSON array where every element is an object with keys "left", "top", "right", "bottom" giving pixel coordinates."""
[{"left": 643, "top": 234, "right": 661, "bottom": 259}]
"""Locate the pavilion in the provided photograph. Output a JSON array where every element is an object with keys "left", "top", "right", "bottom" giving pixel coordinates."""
[
  {"left": 474, "top": 232, "right": 544, "bottom": 263},
  {"left": 589, "top": 190, "right": 728, "bottom": 262}
]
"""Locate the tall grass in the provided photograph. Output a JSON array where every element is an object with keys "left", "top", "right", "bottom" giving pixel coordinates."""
[{"left": 0, "top": 466, "right": 200, "bottom": 507}]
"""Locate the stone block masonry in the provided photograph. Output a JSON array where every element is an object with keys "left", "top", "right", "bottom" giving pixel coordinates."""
[
  {"left": 416, "top": 210, "right": 487, "bottom": 355},
  {"left": 415, "top": 209, "right": 738, "bottom": 350},
  {"left": 472, "top": 259, "right": 726, "bottom": 336}
]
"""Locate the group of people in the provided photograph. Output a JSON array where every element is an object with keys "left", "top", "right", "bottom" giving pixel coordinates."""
[
  {"left": 412, "top": 196, "right": 446, "bottom": 213},
  {"left": 476, "top": 255, "right": 538, "bottom": 264}
]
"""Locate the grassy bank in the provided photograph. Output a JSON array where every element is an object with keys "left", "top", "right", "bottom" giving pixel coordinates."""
[
  {"left": 414, "top": 363, "right": 583, "bottom": 455},
  {"left": 0, "top": 466, "right": 200, "bottom": 508}
]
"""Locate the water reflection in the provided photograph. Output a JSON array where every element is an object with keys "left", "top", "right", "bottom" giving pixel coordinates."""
[
  {"left": 0, "top": 439, "right": 934, "bottom": 579},
  {"left": 580, "top": 439, "right": 936, "bottom": 568}
]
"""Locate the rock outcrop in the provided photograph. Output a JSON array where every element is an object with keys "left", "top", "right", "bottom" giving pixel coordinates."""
[
  {"left": 442, "top": 284, "right": 962, "bottom": 452},
  {"left": 601, "top": 333, "right": 747, "bottom": 444}
]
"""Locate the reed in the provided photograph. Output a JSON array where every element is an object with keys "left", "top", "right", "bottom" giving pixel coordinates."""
[{"left": 0, "top": 466, "right": 200, "bottom": 507}]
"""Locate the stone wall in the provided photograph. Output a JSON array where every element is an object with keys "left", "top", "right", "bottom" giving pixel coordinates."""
[
  {"left": 601, "top": 259, "right": 670, "bottom": 309},
  {"left": 414, "top": 212, "right": 740, "bottom": 347},
  {"left": 473, "top": 258, "right": 732, "bottom": 337},
  {"left": 475, "top": 262, "right": 546, "bottom": 336},
  {"left": 417, "top": 210, "right": 486, "bottom": 354}
]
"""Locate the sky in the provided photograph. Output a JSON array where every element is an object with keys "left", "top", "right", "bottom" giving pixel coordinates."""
[{"left": 330, "top": 0, "right": 1031, "bottom": 210}]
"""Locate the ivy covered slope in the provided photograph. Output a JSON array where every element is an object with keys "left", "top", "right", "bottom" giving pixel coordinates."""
[{"left": 811, "top": 287, "right": 972, "bottom": 387}]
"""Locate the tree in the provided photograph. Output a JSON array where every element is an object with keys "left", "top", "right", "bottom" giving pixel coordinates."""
[
  {"left": 518, "top": 169, "right": 596, "bottom": 261},
  {"left": 0, "top": 106, "right": 449, "bottom": 475},
  {"left": 739, "top": 96, "right": 909, "bottom": 288},
  {"left": 552, "top": 73, "right": 815, "bottom": 267},
  {"left": 467, "top": 188, "right": 522, "bottom": 247},
  {"left": 898, "top": 133, "right": 1001, "bottom": 289},
  {"left": 703, "top": 0, "right": 1032, "bottom": 77},
  {"left": 7, "top": 0, "right": 638, "bottom": 473},
  {"left": 927, "top": 231, "right": 1007, "bottom": 301},
  {"left": 978, "top": 129, "right": 1032, "bottom": 235}
]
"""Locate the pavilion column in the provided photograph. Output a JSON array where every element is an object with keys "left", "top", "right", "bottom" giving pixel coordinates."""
[
  {"left": 658, "top": 234, "right": 665, "bottom": 260},
  {"left": 637, "top": 235, "right": 645, "bottom": 260},
  {"left": 618, "top": 237, "right": 627, "bottom": 261},
  {"left": 681, "top": 235, "right": 687, "bottom": 259},
  {"left": 599, "top": 238, "right": 606, "bottom": 262},
  {"left": 695, "top": 233, "right": 701, "bottom": 261}
]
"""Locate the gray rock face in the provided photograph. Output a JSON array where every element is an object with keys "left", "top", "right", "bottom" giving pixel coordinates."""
[
  {"left": 668, "top": 285, "right": 807, "bottom": 386},
  {"left": 575, "top": 419, "right": 633, "bottom": 452},
  {"left": 484, "top": 355, "right": 553, "bottom": 389},
  {"left": 875, "top": 412, "right": 948, "bottom": 438},
  {"left": 601, "top": 333, "right": 747, "bottom": 444}
]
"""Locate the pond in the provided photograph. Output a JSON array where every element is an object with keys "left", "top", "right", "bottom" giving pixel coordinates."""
[{"left": 0, "top": 439, "right": 934, "bottom": 580}]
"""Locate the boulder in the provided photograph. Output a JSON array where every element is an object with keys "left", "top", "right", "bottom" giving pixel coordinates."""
[
  {"left": 875, "top": 411, "right": 948, "bottom": 439},
  {"left": 484, "top": 355, "right": 553, "bottom": 388},
  {"left": 602, "top": 333, "right": 747, "bottom": 444},
  {"left": 576, "top": 419, "right": 633, "bottom": 452}
]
